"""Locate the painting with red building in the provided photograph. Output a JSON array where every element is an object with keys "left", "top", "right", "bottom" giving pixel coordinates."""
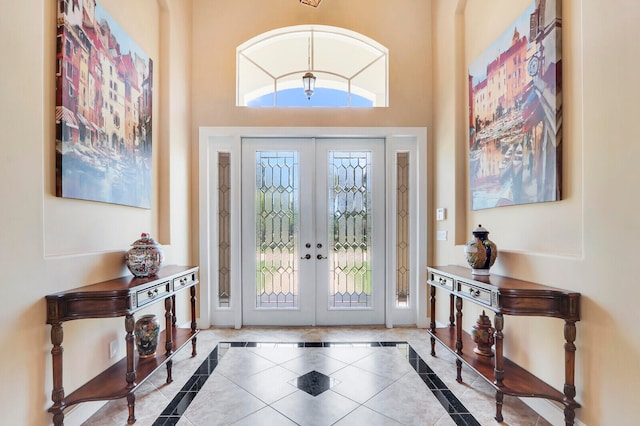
[
  {"left": 468, "top": 0, "right": 561, "bottom": 210},
  {"left": 55, "top": 0, "right": 153, "bottom": 209}
]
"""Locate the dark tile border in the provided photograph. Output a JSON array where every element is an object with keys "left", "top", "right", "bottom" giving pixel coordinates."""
[{"left": 153, "top": 341, "right": 480, "bottom": 426}]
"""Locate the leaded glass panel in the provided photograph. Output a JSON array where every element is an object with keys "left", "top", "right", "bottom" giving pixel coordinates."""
[
  {"left": 255, "top": 151, "right": 298, "bottom": 308},
  {"left": 218, "top": 153, "right": 231, "bottom": 307},
  {"left": 329, "top": 151, "right": 372, "bottom": 308},
  {"left": 396, "top": 152, "right": 410, "bottom": 307}
]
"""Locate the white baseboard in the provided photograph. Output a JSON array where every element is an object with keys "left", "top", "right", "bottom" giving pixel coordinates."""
[
  {"left": 59, "top": 401, "right": 108, "bottom": 426},
  {"left": 520, "top": 398, "right": 586, "bottom": 426}
]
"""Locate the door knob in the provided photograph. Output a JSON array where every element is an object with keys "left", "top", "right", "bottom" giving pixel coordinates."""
[
  {"left": 317, "top": 254, "right": 327, "bottom": 260},
  {"left": 300, "top": 253, "right": 311, "bottom": 260}
]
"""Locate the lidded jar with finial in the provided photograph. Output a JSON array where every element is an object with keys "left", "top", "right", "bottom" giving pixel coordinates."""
[{"left": 464, "top": 224, "right": 497, "bottom": 275}]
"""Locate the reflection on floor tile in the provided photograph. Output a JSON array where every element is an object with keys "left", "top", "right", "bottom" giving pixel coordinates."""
[
  {"left": 155, "top": 340, "right": 475, "bottom": 426},
  {"left": 290, "top": 370, "right": 338, "bottom": 396},
  {"left": 83, "top": 328, "right": 552, "bottom": 426}
]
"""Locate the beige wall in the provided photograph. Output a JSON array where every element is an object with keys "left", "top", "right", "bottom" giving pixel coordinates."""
[
  {"left": 0, "top": 0, "right": 193, "bottom": 424},
  {"left": 2, "top": 0, "right": 640, "bottom": 424},
  {"left": 191, "top": 0, "right": 432, "bottom": 128},
  {"left": 433, "top": 1, "right": 640, "bottom": 425}
]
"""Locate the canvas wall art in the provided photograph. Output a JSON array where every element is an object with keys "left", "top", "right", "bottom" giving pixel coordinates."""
[
  {"left": 468, "top": 0, "right": 561, "bottom": 210},
  {"left": 55, "top": 0, "right": 153, "bottom": 209}
]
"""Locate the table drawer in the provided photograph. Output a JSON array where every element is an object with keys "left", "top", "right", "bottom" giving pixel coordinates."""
[
  {"left": 173, "top": 271, "right": 198, "bottom": 291},
  {"left": 136, "top": 281, "right": 171, "bottom": 307},
  {"left": 430, "top": 272, "right": 454, "bottom": 291},
  {"left": 459, "top": 280, "right": 492, "bottom": 306}
]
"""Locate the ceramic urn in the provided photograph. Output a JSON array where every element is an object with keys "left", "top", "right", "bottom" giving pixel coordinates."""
[
  {"left": 471, "top": 310, "right": 495, "bottom": 357},
  {"left": 464, "top": 224, "right": 497, "bottom": 275},
  {"left": 125, "top": 233, "right": 164, "bottom": 277},
  {"left": 134, "top": 314, "right": 160, "bottom": 358}
]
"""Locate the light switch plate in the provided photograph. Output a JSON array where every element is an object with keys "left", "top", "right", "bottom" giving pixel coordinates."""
[
  {"left": 436, "top": 230, "right": 447, "bottom": 241},
  {"left": 436, "top": 208, "right": 446, "bottom": 221}
]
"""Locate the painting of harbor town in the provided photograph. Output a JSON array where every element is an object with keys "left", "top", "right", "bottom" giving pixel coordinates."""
[
  {"left": 55, "top": 1, "right": 153, "bottom": 209},
  {"left": 468, "top": 0, "right": 561, "bottom": 210}
]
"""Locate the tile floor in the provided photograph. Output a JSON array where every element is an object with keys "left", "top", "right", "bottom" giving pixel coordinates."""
[{"left": 82, "top": 327, "right": 552, "bottom": 426}]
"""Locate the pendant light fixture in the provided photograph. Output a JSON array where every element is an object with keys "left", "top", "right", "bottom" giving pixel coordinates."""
[{"left": 302, "top": 35, "right": 316, "bottom": 99}]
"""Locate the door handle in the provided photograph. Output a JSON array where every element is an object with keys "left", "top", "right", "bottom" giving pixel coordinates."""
[
  {"left": 317, "top": 254, "right": 327, "bottom": 260},
  {"left": 300, "top": 253, "right": 311, "bottom": 260}
]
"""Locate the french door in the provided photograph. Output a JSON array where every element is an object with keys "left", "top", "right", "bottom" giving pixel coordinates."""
[{"left": 241, "top": 137, "right": 385, "bottom": 326}]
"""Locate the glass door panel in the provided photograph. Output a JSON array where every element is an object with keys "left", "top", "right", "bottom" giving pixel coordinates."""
[
  {"left": 242, "top": 137, "right": 385, "bottom": 326},
  {"left": 329, "top": 151, "right": 372, "bottom": 308},
  {"left": 315, "top": 139, "right": 385, "bottom": 325},
  {"left": 255, "top": 151, "right": 299, "bottom": 309},
  {"left": 242, "top": 139, "right": 314, "bottom": 325}
]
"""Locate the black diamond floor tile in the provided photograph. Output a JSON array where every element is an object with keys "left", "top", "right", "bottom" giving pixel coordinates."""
[{"left": 289, "top": 370, "right": 338, "bottom": 396}]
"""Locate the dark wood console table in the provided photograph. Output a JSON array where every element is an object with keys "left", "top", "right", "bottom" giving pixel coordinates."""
[
  {"left": 427, "top": 265, "right": 580, "bottom": 426},
  {"left": 45, "top": 265, "right": 199, "bottom": 426}
]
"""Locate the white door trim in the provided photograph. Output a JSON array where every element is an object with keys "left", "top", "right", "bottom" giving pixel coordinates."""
[{"left": 198, "top": 127, "right": 428, "bottom": 329}]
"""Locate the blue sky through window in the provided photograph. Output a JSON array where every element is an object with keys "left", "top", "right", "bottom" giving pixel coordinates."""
[{"left": 248, "top": 88, "right": 373, "bottom": 107}]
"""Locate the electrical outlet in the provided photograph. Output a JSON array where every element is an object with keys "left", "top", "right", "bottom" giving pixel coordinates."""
[
  {"left": 436, "top": 208, "right": 446, "bottom": 221},
  {"left": 436, "top": 230, "right": 448, "bottom": 241},
  {"left": 109, "top": 340, "right": 118, "bottom": 359}
]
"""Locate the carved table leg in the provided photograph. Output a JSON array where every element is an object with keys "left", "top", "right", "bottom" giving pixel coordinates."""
[
  {"left": 495, "top": 390, "right": 504, "bottom": 422},
  {"left": 429, "top": 284, "right": 436, "bottom": 356},
  {"left": 127, "top": 392, "right": 136, "bottom": 424},
  {"left": 493, "top": 313, "right": 504, "bottom": 387},
  {"left": 563, "top": 320, "right": 578, "bottom": 426},
  {"left": 164, "top": 296, "right": 174, "bottom": 382},
  {"left": 164, "top": 296, "right": 173, "bottom": 355},
  {"left": 124, "top": 314, "right": 136, "bottom": 424},
  {"left": 166, "top": 359, "right": 173, "bottom": 384},
  {"left": 449, "top": 293, "right": 455, "bottom": 327},
  {"left": 190, "top": 285, "right": 198, "bottom": 356},
  {"left": 455, "top": 296, "right": 463, "bottom": 355},
  {"left": 564, "top": 406, "right": 576, "bottom": 426},
  {"left": 455, "top": 358, "right": 463, "bottom": 383},
  {"left": 455, "top": 296, "right": 464, "bottom": 382},
  {"left": 171, "top": 295, "right": 177, "bottom": 328},
  {"left": 125, "top": 314, "right": 136, "bottom": 389},
  {"left": 49, "top": 322, "right": 65, "bottom": 426}
]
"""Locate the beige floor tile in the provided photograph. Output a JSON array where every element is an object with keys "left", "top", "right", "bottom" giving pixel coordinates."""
[
  {"left": 82, "top": 327, "right": 553, "bottom": 426},
  {"left": 364, "top": 372, "right": 450, "bottom": 426},
  {"left": 180, "top": 372, "right": 266, "bottom": 425},
  {"left": 270, "top": 389, "right": 360, "bottom": 426},
  {"left": 333, "top": 405, "right": 403, "bottom": 425},
  {"left": 329, "top": 364, "right": 396, "bottom": 404},
  {"left": 231, "top": 406, "right": 298, "bottom": 425}
]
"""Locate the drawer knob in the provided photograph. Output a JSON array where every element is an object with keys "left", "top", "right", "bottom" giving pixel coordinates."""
[
  {"left": 469, "top": 288, "right": 481, "bottom": 297},
  {"left": 147, "top": 288, "right": 159, "bottom": 298}
]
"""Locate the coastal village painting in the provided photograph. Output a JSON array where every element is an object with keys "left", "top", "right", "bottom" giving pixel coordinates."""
[
  {"left": 55, "top": 0, "right": 153, "bottom": 209},
  {"left": 468, "top": 0, "right": 561, "bottom": 210}
]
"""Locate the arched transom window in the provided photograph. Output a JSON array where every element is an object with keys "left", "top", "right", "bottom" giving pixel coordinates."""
[{"left": 237, "top": 25, "right": 388, "bottom": 107}]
